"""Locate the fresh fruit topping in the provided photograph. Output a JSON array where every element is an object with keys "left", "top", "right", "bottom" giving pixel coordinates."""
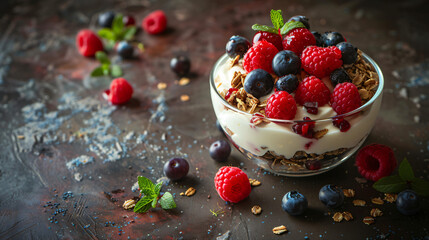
[
  {"left": 98, "top": 11, "right": 116, "bottom": 28},
  {"left": 282, "top": 28, "right": 316, "bottom": 55},
  {"left": 243, "top": 40, "right": 279, "bottom": 73},
  {"left": 163, "top": 158, "right": 189, "bottom": 181},
  {"left": 251, "top": 9, "right": 284, "bottom": 35},
  {"left": 332, "top": 117, "right": 351, "bottom": 132},
  {"left": 76, "top": 29, "right": 104, "bottom": 57},
  {"left": 209, "top": 140, "right": 231, "bottom": 162},
  {"left": 303, "top": 102, "right": 319, "bottom": 115},
  {"left": 142, "top": 10, "right": 167, "bottom": 35},
  {"left": 122, "top": 15, "right": 136, "bottom": 26},
  {"left": 253, "top": 31, "right": 283, "bottom": 51},
  {"left": 295, "top": 76, "right": 330, "bottom": 106},
  {"left": 288, "top": 15, "right": 310, "bottom": 29},
  {"left": 330, "top": 68, "right": 352, "bottom": 87},
  {"left": 355, "top": 144, "right": 397, "bottom": 182},
  {"left": 275, "top": 74, "right": 299, "bottom": 93},
  {"left": 305, "top": 160, "right": 322, "bottom": 170},
  {"left": 322, "top": 31, "right": 345, "bottom": 46},
  {"left": 281, "top": 190, "right": 308, "bottom": 215},
  {"left": 243, "top": 69, "right": 274, "bottom": 98},
  {"left": 319, "top": 184, "right": 344, "bottom": 208},
  {"left": 225, "top": 88, "right": 238, "bottom": 100},
  {"left": 292, "top": 117, "right": 315, "bottom": 138},
  {"left": 312, "top": 31, "right": 323, "bottom": 47},
  {"left": 330, "top": 82, "right": 361, "bottom": 115},
  {"left": 226, "top": 35, "right": 251, "bottom": 59},
  {"left": 272, "top": 50, "right": 301, "bottom": 76},
  {"left": 301, "top": 46, "right": 343, "bottom": 78},
  {"left": 170, "top": 55, "right": 191, "bottom": 77},
  {"left": 336, "top": 42, "right": 358, "bottom": 65},
  {"left": 265, "top": 91, "right": 297, "bottom": 120},
  {"left": 396, "top": 190, "right": 420, "bottom": 215},
  {"left": 116, "top": 41, "right": 134, "bottom": 59},
  {"left": 106, "top": 78, "right": 133, "bottom": 105},
  {"left": 214, "top": 166, "right": 251, "bottom": 203}
]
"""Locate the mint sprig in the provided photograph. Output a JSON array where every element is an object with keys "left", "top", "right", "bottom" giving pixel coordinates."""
[
  {"left": 98, "top": 14, "right": 137, "bottom": 48},
  {"left": 373, "top": 158, "right": 429, "bottom": 196},
  {"left": 90, "top": 51, "right": 123, "bottom": 77},
  {"left": 279, "top": 20, "right": 306, "bottom": 35},
  {"left": 252, "top": 9, "right": 284, "bottom": 34},
  {"left": 133, "top": 176, "right": 176, "bottom": 213}
]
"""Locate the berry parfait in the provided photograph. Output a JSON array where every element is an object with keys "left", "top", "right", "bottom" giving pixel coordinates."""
[{"left": 210, "top": 10, "right": 384, "bottom": 176}]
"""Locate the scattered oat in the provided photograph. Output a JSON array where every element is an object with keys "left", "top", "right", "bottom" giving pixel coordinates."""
[
  {"left": 363, "top": 216, "right": 375, "bottom": 225},
  {"left": 353, "top": 199, "right": 366, "bottom": 206},
  {"left": 123, "top": 199, "right": 136, "bottom": 210},
  {"left": 157, "top": 82, "right": 167, "bottom": 90},
  {"left": 272, "top": 225, "right": 288, "bottom": 235},
  {"left": 178, "top": 77, "right": 190, "bottom": 86},
  {"left": 17, "top": 135, "right": 25, "bottom": 139},
  {"left": 342, "top": 212, "right": 353, "bottom": 221},
  {"left": 333, "top": 212, "right": 344, "bottom": 222},
  {"left": 249, "top": 178, "right": 261, "bottom": 187},
  {"left": 343, "top": 189, "right": 355, "bottom": 198},
  {"left": 180, "top": 94, "right": 190, "bottom": 102},
  {"left": 230, "top": 55, "right": 240, "bottom": 68},
  {"left": 370, "top": 208, "right": 383, "bottom": 217},
  {"left": 371, "top": 197, "right": 384, "bottom": 205},
  {"left": 180, "top": 192, "right": 185, "bottom": 196},
  {"left": 251, "top": 205, "right": 262, "bottom": 215},
  {"left": 184, "top": 187, "right": 196, "bottom": 196},
  {"left": 384, "top": 193, "right": 397, "bottom": 203}
]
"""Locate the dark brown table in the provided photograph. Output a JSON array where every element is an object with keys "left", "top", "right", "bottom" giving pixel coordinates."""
[{"left": 1, "top": 0, "right": 428, "bottom": 239}]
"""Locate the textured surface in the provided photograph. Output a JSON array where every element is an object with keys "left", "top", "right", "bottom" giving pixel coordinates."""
[{"left": 0, "top": 0, "right": 429, "bottom": 239}]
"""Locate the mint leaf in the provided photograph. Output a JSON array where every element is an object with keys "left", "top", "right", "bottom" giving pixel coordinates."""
[
  {"left": 411, "top": 177, "right": 429, "bottom": 196},
  {"left": 90, "top": 66, "right": 104, "bottom": 77},
  {"left": 138, "top": 176, "right": 154, "bottom": 196},
  {"left": 270, "top": 10, "right": 284, "bottom": 30},
  {"left": 134, "top": 195, "right": 155, "bottom": 213},
  {"left": 110, "top": 65, "right": 122, "bottom": 77},
  {"left": 399, "top": 158, "right": 415, "bottom": 181},
  {"left": 112, "top": 14, "right": 124, "bottom": 36},
  {"left": 98, "top": 28, "right": 115, "bottom": 41},
  {"left": 101, "top": 64, "right": 110, "bottom": 76},
  {"left": 373, "top": 175, "right": 407, "bottom": 193},
  {"left": 280, "top": 20, "right": 306, "bottom": 35},
  {"left": 123, "top": 26, "right": 137, "bottom": 41},
  {"left": 151, "top": 197, "right": 158, "bottom": 208},
  {"left": 95, "top": 51, "right": 110, "bottom": 64},
  {"left": 159, "top": 192, "right": 176, "bottom": 210},
  {"left": 251, "top": 24, "right": 278, "bottom": 34},
  {"left": 154, "top": 182, "right": 163, "bottom": 196}
]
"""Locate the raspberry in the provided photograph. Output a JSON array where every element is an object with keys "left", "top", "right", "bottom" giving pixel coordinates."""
[
  {"left": 301, "top": 46, "right": 343, "bottom": 78},
  {"left": 265, "top": 91, "right": 297, "bottom": 120},
  {"left": 282, "top": 28, "right": 316, "bottom": 55},
  {"left": 214, "top": 166, "right": 251, "bottom": 203},
  {"left": 253, "top": 31, "right": 283, "bottom": 51},
  {"left": 355, "top": 144, "right": 397, "bottom": 181},
  {"left": 76, "top": 29, "right": 104, "bottom": 57},
  {"left": 294, "top": 76, "right": 330, "bottom": 106},
  {"left": 330, "top": 82, "right": 361, "bottom": 115},
  {"left": 243, "top": 40, "right": 279, "bottom": 73},
  {"left": 106, "top": 78, "right": 133, "bottom": 105},
  {"left": 142, "top": 10, "right": 167, "bottom": 35}
]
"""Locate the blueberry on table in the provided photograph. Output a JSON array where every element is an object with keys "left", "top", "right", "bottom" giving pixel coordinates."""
[
  {"left": 272, "top": 50, "right": 301, "bottom": 76},
  {"left": 288, "top": 15, "right": 310, "bottom": 29},
  {"left": 275, "top": 74, "right": 299, "bottom": 94},
  {"left": 322, "top": 31, "right": 345, "bottom": 46},
  {"left": 244, "top": 69, "right": 274, "bottom": 98},
  {"left": 330, "top": 68, "right": 351, "bottom": 87},
  {"left": 319, "top": 184, "right": 344, "bottom": 208},
  {"left": 226, "top": 35, "right": 251, "bottom": 59},
  {"left": 281, "top": 190, "right": 308, "bottom": 215},
  {"left": 116, "top": 41, "right": 134, "bottom": 59},
  {"left": 396, "top": 190, "right": 420, "bottom": 216},
  {"left": 98, "top": 11, "right": 116, "bottom": 28},
  {"left": 163, "top": 158, "right": 189, "bottom": 181},
  {"left": 170, "top": 55, "right": 191, "bottom": 77},
  {"left": 336, "top": 42, "right": 358, "bottom": 64},
  {"left": 209, "top": 140, "right": 231, "bottom": 162}
]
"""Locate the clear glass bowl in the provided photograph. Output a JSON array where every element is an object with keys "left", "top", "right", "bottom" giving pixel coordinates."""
[{"left": 210, "top": 52, "right": 384, "bottom": 177}]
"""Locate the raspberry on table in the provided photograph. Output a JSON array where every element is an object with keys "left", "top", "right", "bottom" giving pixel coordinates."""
[
  {"left": 330, "top": 82, "right": 361, "bottom": 115},
  {"left": 243, "top": 40, "right": 279, "bottom": 73},
  {"left": 214, "top": 166, "right": 251, "bottom": 203},
  {"left": 106, "top": 78, "right": 133, "bottom": 105},
  {"left": 355, "top": 144, "right": 397, "bottom": 181},
  {"left": 253, "top": 31, "right": 283, "bottom": 51},
  {"left": 265, "top": 91, "right": 297, "bottom": 120},
  {"left": 294, "top": 76, "right": 330, "bottom": 107},
  {"left": 301, "top": 46, "right": 343, "bottom": 78},
  {"left": 282, "top": 28, "right": 316, "bottom": 55},
  {"left": 142, "top": 10, "right": 167, "bottom": 35},
  {"left": 76, "top": 29, "right": 104, "bottom": 57}
]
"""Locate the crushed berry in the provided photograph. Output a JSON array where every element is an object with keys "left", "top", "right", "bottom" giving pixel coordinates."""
[
  {"left": 333, "top": 117, "right": 351, "bottom": 132},
  {"left": 225, "top": 88, "right": 238, "bottom": 101},
  {"left": 304, "top": 141, "right": 313, "bottom": 150},
  {"left": 305, "top": 159, "right": 321, "bottom": 170},
  {"left": 303, "top": 102, "right": 318, "bottom": 114},
  {"left": 292, "top": 117, "right": 315, "bottom": 138}
]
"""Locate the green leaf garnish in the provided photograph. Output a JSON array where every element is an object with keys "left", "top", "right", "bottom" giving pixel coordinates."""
[
  {"left": 90, "top": 66, "right": 104, "bottom": 77},
  {"left": 280, "top": 20, "right": 306, "bottom": 35},
  {"left": 90, "top": 53, "right": 124, "bottom": 78},
  {"left": 123, "top": 27, "right": 137, "bottom": 41},
  {"left": 97, "top": 13, "right": 136, "bottom": 44},
  {"left": 138, "top": 176, "right": 154, "bottom": 195},
  {"left": 95, "top": 51, "right": 110, "bottom": 64},
  {"left": 133, "top": 176, "right": 176, "bottom": 213},
  {"left": 110, "top": 65, "right": 123, "bottom": 77},
  {"left": 398, "top": 158, "right": 414, "bottom": 181},
  {"left": 134, "top": 195, "right": 154, "bottom": 213},
  {"left": 411, "top": 178, "right": 429, "bottom": 196},
  {"left": 154, "top": 182, "right": 163, "bottom": 196},
  {"left": 151, "top": 197, "right": 158, "bottom": 208},
  {"left": 373, "top": 175, "right": 407, "bottom": 193},
  {"left": 251, "top": 24, "right": 278, "bottom": 34},
  {"left": 159, "top": 192, "right": 176, "bottom": 210},
  {"left": 112, "top": 14, "right": 125, "bottom": 36},
  {"left": 270, "top": 10, "right": 284, "bottom": 30},
  {"left": 98, "top": 28, "right": 115, "bottom": 41}
]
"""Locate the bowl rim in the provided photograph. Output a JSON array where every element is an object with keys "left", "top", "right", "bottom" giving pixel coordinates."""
[{"left": 210, "top": 51, "right": 384, "bottom": 123}]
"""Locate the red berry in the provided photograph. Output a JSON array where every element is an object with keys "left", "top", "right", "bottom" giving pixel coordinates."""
[
  {"left": 123, "top": 15, "right": 136, "bottom": 26},
  {"left": 295, "top": 76, "right": 330, "bottom": 106},
  {"left": 142, "top": 10, "right": 167, "bottom": 35},
  {"left": 282, "top": 28, "right": 315, "bottom": 55},
  {"left": 301, "top": 46, "right": 343, "bottom": 78},
  {"left": 253, "top": 31, "right": 283, "bottom": 51},
  {"left": 243, "top": 40, "right": 279, "bottom": 73},
  {"left": 76, "top": 29, "right": 104, "bottom": 57},
  {"left": 330, "top": 82, "right": 361, "bottom": 115},
  {"left": 265, "top": 91, "right": 297, "bottom": 120},
  {"left": 225, "top": 87, "right": 238, "bottom": 101},
  {"left": 214, "top": 166, "right": 251, "bottom": 203},
  {"left": 355, "top": 144, "right": 397, "bottom": 181},
  {"left": 292, "top": 117, "right": 315, "bottom": 138},
  {"left": 106, "top": 78, "right": 133, "bottom": 105}
]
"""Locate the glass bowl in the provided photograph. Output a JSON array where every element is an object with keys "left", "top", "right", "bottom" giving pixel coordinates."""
[{"left": 210, "top": 52, "right": 384, "bottom": 177}]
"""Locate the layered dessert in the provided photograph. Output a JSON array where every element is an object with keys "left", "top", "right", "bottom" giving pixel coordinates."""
[{"left": 210, "top": 11, "right": 383, "bottom": 174}]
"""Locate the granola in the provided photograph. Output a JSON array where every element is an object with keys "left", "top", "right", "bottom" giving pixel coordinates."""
[
  {"left": 370, "top": 208, "right": 383, "bottom": 217},
  {"left": 353, "top": 199, "right": 366, "bottom": 206},
  {"left": 272, "top": 225, "right": 288, "bottom": 235},
  {"left": 251, "top": 205, "right": 262, "bottom": 215},
  {"left": 384, "top": 193, "right": 397, "bottom": 203},
  {"left": 343, "top": 189, "right": 356, "bottom": 198},
  {"left": 371, "top": 197, "right": 384, "bottom": 205},
  {"left": 249, "top": 178, "right": 261, "bottom": 187}
]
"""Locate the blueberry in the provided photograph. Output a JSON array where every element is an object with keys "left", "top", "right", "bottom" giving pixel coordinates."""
[
  {"left": 209, "top": 140, "right": 231, "bottom": 162},
  {"left": 170, "top": 55, "right": 191, "bottom": 77},
  {"left": 312, "top": 31, "right": 323, "bottom": 47},
  {"left": 226, "top": 35, "right": 251, "bottom": 59},
  {"left": 319, "top": 184, "right": 344, "bottom": 208},
  {"left": 330, "top": 68, "right": 351, "bottom": 87},
  {"left": 281, "top": 190, "right": 308, "bottom": 215},
  {"left": 336, "top": 42, "right": 358, "bottom": 64},
  {"left": 116, "top": 41, "right": 134, "bottom": 59},
  {"left": 275, "top": 74, "right": 298, "bottom": 93},
  {"left": 98, "top": 11, "right": 116, "bottom": 28},
  {"left": 244, "top": 69, "right": 274, "bottom": 98},
  {"left": 272, "top": 50, "right": 301, "bottom": 76},
  {"left": 322, "top": 31, "right": 345, "bottom": 47},
  {"left": 396, "top": 190, "right": 420, "bottom": 215},
  {"left": 288, "top": 15, "right": 310, "bottom": 29},
  {"left": 163, "top": 158, "right": 189, "bottom": 181}
]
